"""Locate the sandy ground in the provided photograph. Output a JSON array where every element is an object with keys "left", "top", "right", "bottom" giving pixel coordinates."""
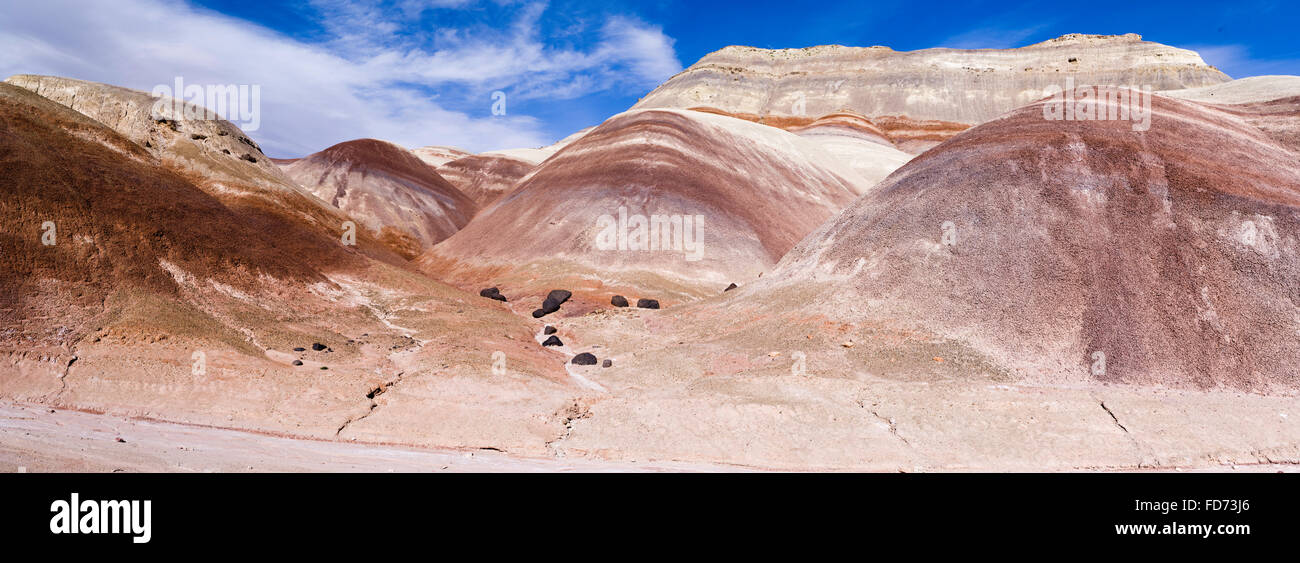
[
  {"left": 0, "top": 401, "right": 742, "bottom": 473},
  {"left": 3, "top": 400, "right": 1296, "bottom": 473}
]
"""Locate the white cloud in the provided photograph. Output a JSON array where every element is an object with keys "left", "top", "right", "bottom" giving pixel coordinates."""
[
  {"left": 0, "top": 0, "right": 681, "bottom": 156},
  {"left": 940, "top": 24, "right": 1052, "bottom": 50},
  {"left": 1181, "top": 44, "right": 1300, "bottom": 79}
]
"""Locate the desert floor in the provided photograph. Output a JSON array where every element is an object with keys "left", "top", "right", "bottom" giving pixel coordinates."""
[
  {"left": 3, "top": 400, "right": 1296, "bottom": 473},
  {"left": 0, "top": 401, "right": 743, "bottom": 473}
]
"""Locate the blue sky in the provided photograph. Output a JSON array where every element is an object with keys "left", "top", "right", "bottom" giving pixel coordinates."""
[{"left": 2, "top": 0, "right": 1298, "bottom": 157}]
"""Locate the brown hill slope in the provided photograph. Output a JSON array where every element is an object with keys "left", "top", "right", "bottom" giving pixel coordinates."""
[
  {"left": 281, "top": 139, "right": 478, "bottom": 258},
  {"left": 3, "top": 75, "right": 408, "bottom": 268},
  {"left": 717, "top": 89, "right": 1300, "bottom": 390},
  {"left": 0, "top": 82, "right": 574, "bottom": 450}
]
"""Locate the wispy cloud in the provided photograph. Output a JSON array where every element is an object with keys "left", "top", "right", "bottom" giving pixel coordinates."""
[
  {"left": 1183, "top": 43, "right": 1300, "bottom": 78},
  {"left": 0, "top": 0, "right": 681, "bottom": 156},
  {"left": 939, "top": 23, "right": 1053, "bottom": 50}
]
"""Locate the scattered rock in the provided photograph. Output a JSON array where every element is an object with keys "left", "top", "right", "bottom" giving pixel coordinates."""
[
  {"left": 571, "top": 353, "right": 598, "bottom": 365},
  {"left": 536, "top": 289, "right": 572, "bottom": 316},
  {"left": 546, "top": 289, "right": 572, "bottom": 305},
  {"left": 543, "top": 326, "right": 557, "bottom": 335},
  {"left": 611, "top": 295, "right": 629, "bottom": 307},
  {"left": 724, "top": 283, "right": 737, "bottom": 292},
  {"left": 602, "top": 359, "right": 612, "bottom": 368},
  {"left": 542, "top": 335, "right": 563, "bottom": 347},
  {"left": 479, "top": 287, "right": 507, "bottom": 302},
  {"left": 311, "top": 343, "right": 327, "bottom": 351},
  {"left": 636, "top": 298, "right": 660, "bottom": 309}
]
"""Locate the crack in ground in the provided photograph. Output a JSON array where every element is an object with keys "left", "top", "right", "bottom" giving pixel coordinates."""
[
  {"left": 868, "top": 408, "right": 911, "bottom": 447},
  {"left": 855, "top": 397, "right": 911, "bottom": 447},
  {"left": 1094, "top": 395, "right": 1151, "bottom": 469},
  {"left": 335, "top": 371, "right": 406, "bottom": 438},
  {"left": 332, "top": 284, "right": 430, "bottom": 440},
  {"left": 50, "top": 351, "right": 76, "bottom": 402},
  {"left": 1098, "top": 401, "right": 1129, "bottom": 433}
]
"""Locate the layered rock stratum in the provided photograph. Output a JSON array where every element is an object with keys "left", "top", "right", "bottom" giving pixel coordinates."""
[
  {"left": 784, "top": 111, "right": 913, "bottom": 193},
  {"left": 635, "top": 34, "right": 1231, "bottom": 152},
  {"left": 417, "top": 108, "right": 869, "bottom": 309},
  {"left": 411, "top": 145, "right": 472, "bottom": 168},
  {"left": 1163, "top": 76, "right": 1300, "bottom": 154},
  {"left": 435, "top": 153, "right": 535, "bottom": 208},
  {"left": 481, "top": 127, "right": 594, "bottom": 165}
]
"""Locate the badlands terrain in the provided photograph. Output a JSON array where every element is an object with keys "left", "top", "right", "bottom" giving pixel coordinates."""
[{"left": 2, "top": 34, "right": 1299, "bottom": 471}]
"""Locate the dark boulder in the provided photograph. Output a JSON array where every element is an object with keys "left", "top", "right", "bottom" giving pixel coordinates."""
[
  {"left": 724, "top": 283, "right": 737, "bottom": 292},
  {"left": 602, "top": 359, "right": 612, "bottom": 368},
  {"left": 532, "top": 309, "right": 547, "bottom": 318},
  {"left": 542, "top": 335, "right": 563, "bottom": 347},
  {"left": 292, "top": 360, "right": 303, "bottom": 366},
  {"left": 311, "top": 343, "right": 327, "bottom": 351},
  {"left": 636, "top": 299, "right": 660, "bottom": 309},
  {"left": 546, "top": 289, "right": 572, "bottom": 305},
  {"left": 536, "top": 299, "right": 562, "bottom": 317},
  {"left": 543, "top": 326, "right": 557, "bottom": 335},
  {"left": 293, "top": 347, "right": 306, "bottom": 352},
  {"left": 479, "top": 287, "right": 507, "bottom": 302},
  {"left": 611, "top": 295, "right": 629, "bottom": 307},
  {"left": 571, "top": 353, "right": 598, "bottom": 366}
]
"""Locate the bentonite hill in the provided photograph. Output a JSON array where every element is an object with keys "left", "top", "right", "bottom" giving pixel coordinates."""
[{"left": 3, "top": 33, "right": 1299, "bottom": 472}]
